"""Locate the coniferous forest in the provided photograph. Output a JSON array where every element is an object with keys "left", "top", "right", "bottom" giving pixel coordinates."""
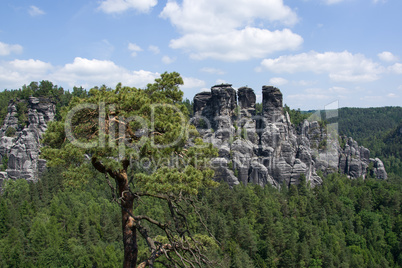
[{"left": 0, "top": 78, "right": 401, "bottom": 267}]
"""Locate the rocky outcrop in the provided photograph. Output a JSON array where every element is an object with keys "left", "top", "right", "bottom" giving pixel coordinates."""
[
  {"left": 0, "top": 97, "right": 55, "bottom": 189},
  {"left": 193, "top": 84, "right": 387, "bottom": 188}
]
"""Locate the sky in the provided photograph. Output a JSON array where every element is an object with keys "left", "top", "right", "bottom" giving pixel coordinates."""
[{"left": 0, "top": 0, "right": 401, "bottom": 110}]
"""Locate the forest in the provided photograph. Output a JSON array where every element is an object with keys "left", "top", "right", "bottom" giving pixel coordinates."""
[{"left": 0, "top": 78, "right": 401, "bottom": 267}]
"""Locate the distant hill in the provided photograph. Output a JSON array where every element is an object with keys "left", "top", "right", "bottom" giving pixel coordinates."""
[
  {"left": 336, "top": 107, "right": 401, "bottom": 149},
  {"left": 333, "top": 107, "right": 402, "bottom": 177}
]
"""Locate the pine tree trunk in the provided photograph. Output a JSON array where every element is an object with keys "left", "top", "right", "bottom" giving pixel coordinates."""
[
  {"left": 118, "top": 172, "right": 138, "bottom": 268},
  {"left": 91, "top": 158, "right": 138, "bottom": 267}
]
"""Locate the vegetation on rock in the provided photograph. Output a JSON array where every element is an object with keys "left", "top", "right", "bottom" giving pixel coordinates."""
[{"left": 0, "top": 77, "right": 400, "bottom": 267}]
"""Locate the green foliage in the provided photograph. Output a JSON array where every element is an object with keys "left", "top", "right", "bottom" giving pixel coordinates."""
[
  {"left": 256, "top": 102, "right": 263, "bottom": 115},
  {"left": 40, "top": 72, "right": 219, "bottom": 266},
  {"left": 5, "top": 127, "right": 16, "bottom": 137},
  {"left": 194, "top": 173, "right": 402, "bottom": 267},
  {"left": 42, "top": 72, "right": 217, "bottom": 195},
  {"left": 1, "top": 154, "right": 8, "bottom": 170},
  {"left": 284, "top": 104, "right": 312, "bottom": 126},
  {"left": 16, "top": 101, "right": 28, "bottom": 127},
  {"left": 0, "top": 80, "right": 400, "bottom": 267},
  {"left": 0, "top": 151, "right": 400, "bottom": 268},
  {"left": 334, "top": 107, "right": 402, "bottom": 176},
  {"left": 0, "top": 80, "right": 74, "bottom": 126},
  {"left": 241, "top": 127, "right": 247, "bottom": 139},
  {"left": 0, "top": 167, "right": 124, "bottom": 267},
  {"left": 182, "top": 98, "right": 194, "bottom": 117}
]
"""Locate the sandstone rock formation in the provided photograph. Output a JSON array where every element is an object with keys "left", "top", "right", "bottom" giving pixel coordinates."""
[
  {"left": 0, "top": 97, "right": 55, "bottom": 189},
  {"left": 193, "top": 84, "right": 387, "bottom": 188}
]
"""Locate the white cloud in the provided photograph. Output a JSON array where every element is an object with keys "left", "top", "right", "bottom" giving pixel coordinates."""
[
  {"left": 161, "top": 55, "right": 175, "bottom": 64},
  {"left": 161, "top": 0, "right": 298, "bottom": 33},
  {"left": 148, "top": 45, "right": 160, "bottom": 54},
  {"left": 128, "top": 43, "right": 142, "bottom": 57},
  {"left": 9, "top": 59, "right": 53, "bottom": 74},
  {"left": 200, "top": 67, "right": 226, "bottom": 75},
  {"left": 98, "top": 0, "right": 157, "bottom": 14},
  {"left": 388, "top": 63, "right": 402, "bottom": 74},
  {"left": 378, "top": 51, "right": 398, "bottom": 62},
  {"left": 28, "top": 6, "right": 45, "bottom": 16},
  {"left": 0, "top": 59, "right": 53, "bottom": 88},
  {"left": 170, "top": 28, "right": 302, "bottom": 61},
  {"left": 0, "top": 57, "right": 159, "bottom": 89},
  {"left": 53, "top": 57, "right": 159, "bottom": 87},
  {"left": 182, "top": 77, "right": 206, "bottom": 89},
  {"left": 260, "top": 50, "right": 384, "bottom": 82},
  {"left": 0, "top": 41, "right": 23, "bottom": 56},
  {"left": 269, "top": 77, "right": 288, "bottom": 86},
  {"left": 160, "top": 0, "right": 301, "bottom": 61}
]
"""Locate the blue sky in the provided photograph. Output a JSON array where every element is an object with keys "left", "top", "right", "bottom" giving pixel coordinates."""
[{"left": 0, "top": 0, "right": 401, "bottom": 110}]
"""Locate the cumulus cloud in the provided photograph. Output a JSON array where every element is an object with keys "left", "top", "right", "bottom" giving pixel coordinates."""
[
  {"left": 182, "top": 77, "right": 206, "bottom": 89},
  {"left": 0, "top": 57, "right": 159, "bottom": 89},
  {"left": 53, "top": 57, "right": 159, "bottom": 87},
  {"left": 28, "top": 5, "right": 45, "bottom": 16},
  {"left": 98, "top": 0, "right": 157, "bottom": 14},
  {"left": 388, "top": 63, "right": 402, "bottom": 74},
  {"left": 0, "top": 41, "right": 23, "bottom": 56},
  {"left": 170, "top": 28, "right": 302, "bottom": 61},
  {"left": 161, "top": 0, "right": 298, "bottom": 33},
  {"left": 260, "top": 50, "right": 384, "bottom": 82},
  {"left": 0, "top": 59, "right": 53, "bottom": 88},
  {"left": 10, "top": 59, "right": 53, "bottom": 74},
  {"left": 128, "top": 43, "right": 142, "bottom": 57},
  {"left": 161, "top": 55, "right": 175, "bottom": 64},
  {"left": 160, "top": 0, "right": 301, "bottom": 61},
  {"left": 269, "top": 77, "right": 288, "bottom": 86},
  {"left": 148, "top": 45, "right": 160, "bottom": 54},
  {"left": 378, "top": 51, "right": 398, "bottom": 62}
]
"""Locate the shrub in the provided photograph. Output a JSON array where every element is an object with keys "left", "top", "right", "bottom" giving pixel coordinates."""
[{"left": 5, "top": 127, "right": 16, "bottom": 137}]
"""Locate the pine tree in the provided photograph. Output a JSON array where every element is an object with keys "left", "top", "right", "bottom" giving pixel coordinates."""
[{"left": 41, "top": 72, "right": 218, "bottom": 267}]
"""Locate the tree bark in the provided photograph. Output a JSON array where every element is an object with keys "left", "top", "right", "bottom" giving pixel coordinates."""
[
  {"left": 118, "top": 170, "right": 138, "bottom": 268},
  {"left": 91, "top": 158, "right": 138, "bottom": 267}
]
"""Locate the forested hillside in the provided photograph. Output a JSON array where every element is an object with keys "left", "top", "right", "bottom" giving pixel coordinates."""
[
  {"left": 0, "top": 81, "right": 401, "bottom": 267},
  {"left": 1, "top": 167, "right": 401, "bottom": 267},
  {"left": 0, "top": 81, "right": 89, "bottom": 128},
  {"left": 336, "top": 107, "right": 402, "bottom": 177}
]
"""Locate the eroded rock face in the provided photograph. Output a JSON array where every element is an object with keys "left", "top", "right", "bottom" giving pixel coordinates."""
[
  {"left": 193, "top": 84, "right": 387, "bottom": 188},
  {"left": 0, "top": 97, "right": 55, "bottom": 189}
]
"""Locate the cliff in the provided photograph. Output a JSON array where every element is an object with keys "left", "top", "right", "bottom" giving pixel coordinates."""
[
  {"left": 0, "top": 87, "right": 387, "bottom": 190},
  {"left": 0, "top": 97, "right": 56, "bottom": 188},
  {"left": 193, "top": 84, "right": 387, "bottom": 187}
]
